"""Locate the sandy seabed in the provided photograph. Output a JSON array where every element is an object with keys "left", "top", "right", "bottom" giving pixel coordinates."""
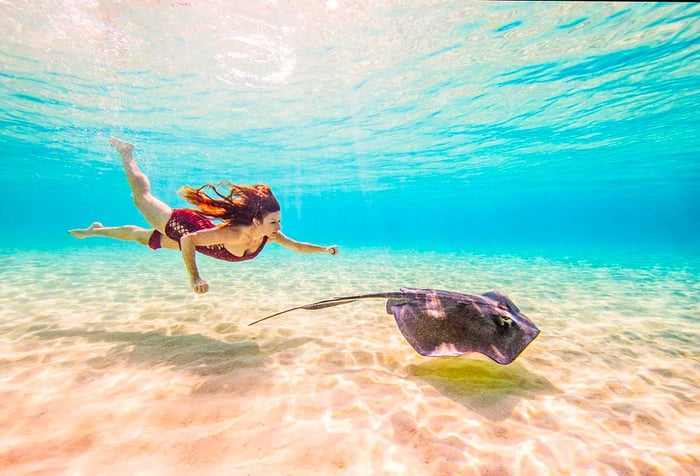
[{"left": 0, "top": 246, "right": 698, "bottom": 475}]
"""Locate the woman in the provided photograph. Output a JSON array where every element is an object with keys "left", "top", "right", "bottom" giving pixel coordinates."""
[{"left": 70, "top": 137, "right": 338, "bottom": 294}]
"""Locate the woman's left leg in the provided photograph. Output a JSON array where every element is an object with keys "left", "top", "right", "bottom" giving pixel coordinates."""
[{"left": 110, "top": 137, "right": 173, "bottom": 232}]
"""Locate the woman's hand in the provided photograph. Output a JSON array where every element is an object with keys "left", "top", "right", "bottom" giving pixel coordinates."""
[
  {"left": 326, "top": 245, "right": 339, "bottom": 255},
  {"left": 191, "top": 276, "right": 210, "bottom": 294}
]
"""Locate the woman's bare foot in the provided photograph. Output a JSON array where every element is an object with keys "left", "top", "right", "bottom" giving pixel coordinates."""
[
  {"left": 109, "top": 137, "right": 134, "bottom": 154},
  {"left": 68, "top": 222, "right": 104, "bottom": 239}
]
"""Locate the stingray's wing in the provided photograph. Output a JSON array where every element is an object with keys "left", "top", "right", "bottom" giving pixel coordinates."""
[{"left": 248, "top": 292, "right": 404, "bottom": 326}]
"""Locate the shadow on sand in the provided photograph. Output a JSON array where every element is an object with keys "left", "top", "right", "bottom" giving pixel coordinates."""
[
  {"left": 35, "top": 328, "right": 557, "bottom": 412},
  {"left": 407, "top": 358, "right": 560, "bottom": 421},
  {"left": 36, "top": 328, "right": 314, "bottom": 377}
]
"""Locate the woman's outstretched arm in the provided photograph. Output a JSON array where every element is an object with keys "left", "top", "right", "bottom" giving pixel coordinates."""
[{"left": 270, "top": 232, "right": 338, "bottom": 255}]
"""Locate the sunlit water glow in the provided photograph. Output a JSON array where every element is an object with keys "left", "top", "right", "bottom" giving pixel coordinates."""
[{"left": 1, "top": 0, "right": 699, "bottom": 474}]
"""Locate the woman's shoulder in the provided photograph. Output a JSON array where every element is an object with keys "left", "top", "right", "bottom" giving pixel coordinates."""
[{"left": 268, "top": 231, "right": 294, "bottom": 244}]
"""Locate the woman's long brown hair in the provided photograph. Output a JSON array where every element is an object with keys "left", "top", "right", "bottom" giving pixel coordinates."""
[{"left": 179, "top": 182, "right": 280, "bottom": 226}]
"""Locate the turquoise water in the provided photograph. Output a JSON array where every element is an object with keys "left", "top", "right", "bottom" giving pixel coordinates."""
[
  {"left": 2, "top": 1, "right": 699, "bottom": 254},
  {"left": 1, "top": 2, "right": 699, "bottom": 474}
]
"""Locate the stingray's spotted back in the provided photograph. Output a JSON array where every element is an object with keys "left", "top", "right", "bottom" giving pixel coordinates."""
[{"left": 387, "top": 288, "right": 539, "bottom": 364}]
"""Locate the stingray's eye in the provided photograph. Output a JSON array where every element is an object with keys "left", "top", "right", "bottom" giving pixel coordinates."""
[{"left": 492, "top": 314, "right": 513, "bottom": 328}]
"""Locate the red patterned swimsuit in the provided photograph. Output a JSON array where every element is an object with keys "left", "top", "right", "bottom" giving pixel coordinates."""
[{"left": 148, "top": 209, "right": 267, "bottom": 262}]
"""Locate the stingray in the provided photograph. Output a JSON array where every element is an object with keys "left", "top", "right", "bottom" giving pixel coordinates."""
[{"left": 249, "top": 288, "right": 540, "bottom": 365}]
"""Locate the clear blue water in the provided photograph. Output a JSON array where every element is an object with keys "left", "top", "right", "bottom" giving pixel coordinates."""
[
  {"left": 1, "top": 2, "right": 699, "bottom": 474},
  {"left": 2, "top": 1, "right": 698, "bottom": 256}
]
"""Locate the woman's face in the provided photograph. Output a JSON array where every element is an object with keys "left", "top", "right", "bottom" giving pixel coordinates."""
[{"left": 260, "top": 211, "right": 282, "bottom": 237}]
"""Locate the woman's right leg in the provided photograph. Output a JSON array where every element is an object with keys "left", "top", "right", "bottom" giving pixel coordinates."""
[
  {"left": 69, "top": 222, "right": 153, "bottom": 244},
  {"left": 109, "top": 137, "right": 172, "bottom": 232},
  {"left": 68, "top": 222, "right": 181, "bottom": 249}
]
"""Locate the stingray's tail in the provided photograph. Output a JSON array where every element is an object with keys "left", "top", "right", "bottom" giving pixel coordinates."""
[{"left": 248, "top": 292, "right": 403, "bottom": 326}]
